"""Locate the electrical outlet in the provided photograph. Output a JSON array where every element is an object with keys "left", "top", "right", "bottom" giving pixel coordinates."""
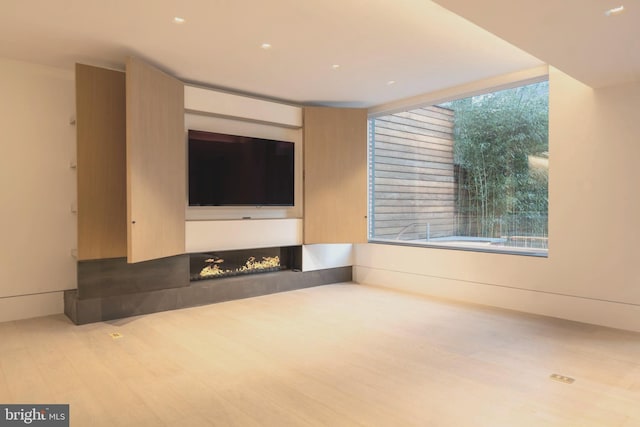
[{"left": 550, "top": 373, "right": 575, "bottom": 384}]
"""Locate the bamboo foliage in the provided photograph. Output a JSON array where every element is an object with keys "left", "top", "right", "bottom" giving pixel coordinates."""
[{"left": 442, "top": 81, "right": 549, "bottom": 239}]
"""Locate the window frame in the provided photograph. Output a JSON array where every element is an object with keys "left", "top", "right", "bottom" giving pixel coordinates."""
[{"left": 367, "top": 74, "right": 550, "bottom": 257}]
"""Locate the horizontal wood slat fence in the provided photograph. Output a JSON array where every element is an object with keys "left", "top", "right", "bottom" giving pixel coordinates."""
[{"left": 371, "top": 106, "right": 456, "bottom": 241}]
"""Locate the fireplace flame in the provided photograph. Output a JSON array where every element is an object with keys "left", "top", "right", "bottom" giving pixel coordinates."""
[{"left": 200, "top": 256, "right": 281, "bottom": 278}]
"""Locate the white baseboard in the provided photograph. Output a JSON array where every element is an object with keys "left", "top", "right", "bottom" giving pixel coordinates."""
[
  {"left": 354, "top": 266, "right": 640, "bottom": 333},
  {"left": 0, "top": 292, "right": 64, "bottom": 323}
]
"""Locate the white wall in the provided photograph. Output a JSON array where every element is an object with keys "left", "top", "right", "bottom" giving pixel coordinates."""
[
  {"left": 184, "top": 85, "right": 302, "bottom": 128},
  {"left": 0, "top": 58, "right": 76, "bottom": 321},
  {"left": 303, "top": 244, "right": 353, "bottom": 272},
  {"left": 355, "top": 67, "right": 640, "bottom": 332},
  {"left": 186, "top": 219, "right": 303, "bottom": 253}
]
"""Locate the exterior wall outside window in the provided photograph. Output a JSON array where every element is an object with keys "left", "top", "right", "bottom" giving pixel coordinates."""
[{"left": 369, "top": 81, "right": 549, "bottom": 256}]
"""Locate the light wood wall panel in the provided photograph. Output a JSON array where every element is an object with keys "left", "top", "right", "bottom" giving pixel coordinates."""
[
  {"left": 126, "top": 57, "right": 185, "bottom": 263},
  {"left": 75, "top": 64, "right": 127, "bottom": 260},
  {"left": 303, "top": 107, "right": 367, "bottom": 243}
]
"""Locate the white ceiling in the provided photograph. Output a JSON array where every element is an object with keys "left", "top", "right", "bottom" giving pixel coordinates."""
[
  {"left": 1, "top": 0, "right": 636, "bottom": 107},
  {"left": 434, "top": 0, "right": 640, "bottom": 89}
]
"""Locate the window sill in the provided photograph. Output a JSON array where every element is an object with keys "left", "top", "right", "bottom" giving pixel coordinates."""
[{"left": 368, "top": 238, "right": 548, "bottom": 258}]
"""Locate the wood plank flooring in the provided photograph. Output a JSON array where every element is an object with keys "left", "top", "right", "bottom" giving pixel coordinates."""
[{"left": 1, "top": 283, "right": 640, "bottom": 426}]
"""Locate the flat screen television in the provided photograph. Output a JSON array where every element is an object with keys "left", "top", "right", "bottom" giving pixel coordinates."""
[{"left": 188, "top": 130, "right": 295, "bottom": 206}]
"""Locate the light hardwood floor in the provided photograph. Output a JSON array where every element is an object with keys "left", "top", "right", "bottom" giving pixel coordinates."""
[{"left": 1, "top": 283, "right": 640, "bottom": 426}]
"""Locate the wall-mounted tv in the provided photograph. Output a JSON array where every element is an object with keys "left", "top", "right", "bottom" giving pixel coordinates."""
[{"left": 188, "top": 130, "right": 295, "bottom": 207}]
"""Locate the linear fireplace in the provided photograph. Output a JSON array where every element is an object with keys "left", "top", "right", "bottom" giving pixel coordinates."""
[
  {"left": 65, "top": 244, "right": 352, "bottom": 325},
  {"left": 189, "top": 246, "right": 301, "bottom": 281}
]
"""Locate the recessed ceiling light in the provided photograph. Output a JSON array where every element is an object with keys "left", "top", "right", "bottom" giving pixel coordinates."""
[
  {"left": 387, "top": 80, "right": 396, "bottom": 86},
  {"left": 261, "top": 43, "right": 272, "bottom": 49},
  {"left": 332, "top": 64, "right": 340, "bottom": 70},
  {"left": 173, "top": 16, "right": 186, "bottom": 24},
  {"left": 604, "top": 5, "right": 625, "bottom": 16}
]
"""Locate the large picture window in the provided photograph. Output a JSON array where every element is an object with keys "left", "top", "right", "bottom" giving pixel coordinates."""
[{"left": 369, "top": 80, "right": 549, "bottom": 256}]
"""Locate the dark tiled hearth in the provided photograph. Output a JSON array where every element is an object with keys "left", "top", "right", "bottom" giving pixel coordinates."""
[
  {"left": 78, "top": 255, "right": 190, "bottom": 298},
  {"left": 65, "top": 247, "right": 351, "bottom": 324}
]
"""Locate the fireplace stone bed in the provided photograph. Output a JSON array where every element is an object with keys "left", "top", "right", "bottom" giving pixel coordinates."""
[
  {"left": 64, "top": 246, "right": 351, "bottom": 325},
  {"left": 189, "top": 246, "right": 300, "bottom": 281}
]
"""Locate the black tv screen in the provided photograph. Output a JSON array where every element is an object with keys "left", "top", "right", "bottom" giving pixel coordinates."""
[{"left": 188, "top": 130, "right": 294, "bottom": 206}]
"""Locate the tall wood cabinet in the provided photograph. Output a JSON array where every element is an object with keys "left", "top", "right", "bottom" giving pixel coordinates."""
[
  {"left": 76, "top": 58, "right": 185, "bottom": 263},
  {"left": 303, "top": 107, "right": 368, "bottom": 243},
  {"left": 126, "top": 57, "right": 185, "bottom": 262},
  {"left": 75, "top": 64, "right": 127, "bottom": 260}
]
